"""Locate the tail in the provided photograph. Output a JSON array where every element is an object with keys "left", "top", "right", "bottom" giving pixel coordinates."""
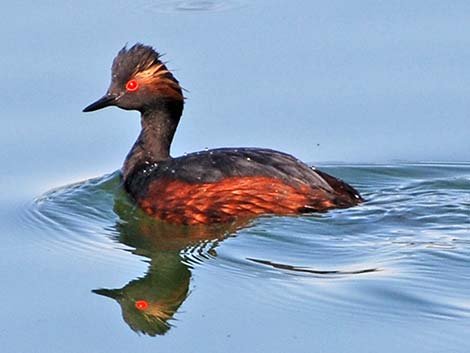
[{"left": 314, "top": 169, "right": 364, "bottom": 208}]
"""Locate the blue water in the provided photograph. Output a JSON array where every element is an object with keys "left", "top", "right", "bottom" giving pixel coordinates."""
[
  {"left": 2, "top": 163, "right": 466, "bottom": 352},
  {"left": 2, "top": 1, "right": 470, "bottom": 352}
]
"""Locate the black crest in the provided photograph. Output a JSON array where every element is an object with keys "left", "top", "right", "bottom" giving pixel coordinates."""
[{"left": 111, "top": 43, "right": 162, "bottom": 83}]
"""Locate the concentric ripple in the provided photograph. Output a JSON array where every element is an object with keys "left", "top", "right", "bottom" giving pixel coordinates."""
[
  {"left": 19, "top": 172, "right": 149, "bottom": 270},
  {"left": 131, "top": 0, "right": 246, "bottom": 14}
]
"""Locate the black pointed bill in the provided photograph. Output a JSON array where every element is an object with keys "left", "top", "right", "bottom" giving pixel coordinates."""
[
  {"left": 92, "top": 288, "right": 123, "bottom": 299},
  {"left": 83, "top": 94, "right": 118, "bottom": 112}
]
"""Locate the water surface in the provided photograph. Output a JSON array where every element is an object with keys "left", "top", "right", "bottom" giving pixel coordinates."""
[
  {"left": 1, "top": 1, "right": 470, "bottom": 352},
  {"left": 4, "top": 163, "right": 468, "bottom": 352}
]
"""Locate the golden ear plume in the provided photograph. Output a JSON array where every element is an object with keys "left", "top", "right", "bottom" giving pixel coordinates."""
[{"left": 135, "top": 63, "right": 184, "bottom": 101}]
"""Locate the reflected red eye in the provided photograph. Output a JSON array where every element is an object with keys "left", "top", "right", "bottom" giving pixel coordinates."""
[
  {"left": 135, "top": 300, "right": 148, "bottom": 310},
  {"left": 126, "top": 79, "right": 139, "bottom": 92}
]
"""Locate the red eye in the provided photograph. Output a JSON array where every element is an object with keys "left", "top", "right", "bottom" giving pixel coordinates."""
[
  {"left": 135, "top": 300, "right": 148, "bottom": 310},
  {"left": 126, "top": 79, "right": 139, "bottom": 92}
]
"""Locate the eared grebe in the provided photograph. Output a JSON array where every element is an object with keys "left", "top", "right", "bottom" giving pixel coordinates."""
[{"left": 83, "top": 44, "right": 363, "bottom": 225}]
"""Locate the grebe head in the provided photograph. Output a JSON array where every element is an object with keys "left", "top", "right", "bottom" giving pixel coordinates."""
[{"left": 83, "top": 43, "right": 183, "bottom": 113}]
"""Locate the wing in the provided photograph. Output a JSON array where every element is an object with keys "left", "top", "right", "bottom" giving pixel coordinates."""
[{"left": 163, "top": 148, "right": 335, "bottom": 191}]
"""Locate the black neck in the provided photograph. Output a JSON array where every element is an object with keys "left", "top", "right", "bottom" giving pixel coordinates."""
[{"left": 122, "top": 100, "right": 183, "bottom": 181}]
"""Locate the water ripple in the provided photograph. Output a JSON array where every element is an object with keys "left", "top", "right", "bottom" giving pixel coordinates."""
[
  {"left": 131, "top": 0, "right": 246, "bottom": 14},
  {"left": 19, "top": 163, "right": 470, "bottom": 324}
]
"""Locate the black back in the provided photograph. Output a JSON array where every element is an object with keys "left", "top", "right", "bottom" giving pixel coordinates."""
[{"left": 124, "top": 148, "right": 337, "bottom": 199}]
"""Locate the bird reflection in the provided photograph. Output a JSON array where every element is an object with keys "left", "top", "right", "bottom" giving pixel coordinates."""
[{"left": 93, "top": 194, "right": 249, "bottom": 336}]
